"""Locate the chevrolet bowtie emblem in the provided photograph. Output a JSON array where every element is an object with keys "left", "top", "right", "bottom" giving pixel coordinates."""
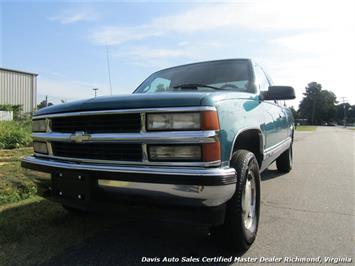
[{"left": 69, "top": 131, "right": 91, "bottom": 143}]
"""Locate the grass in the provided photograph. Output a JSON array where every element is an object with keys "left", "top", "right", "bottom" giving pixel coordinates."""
[
  {"left": 0, "top": 148, "right": 41, "bottom": 205},
  {"left": 295, "top": 125, "right": 317, "bottom": 131},
  {"left": 0, "top": 149, "right": 121, "bottom": 265},
  {"left": 0, "top": 197, "right": 120, "bottom": 266}
]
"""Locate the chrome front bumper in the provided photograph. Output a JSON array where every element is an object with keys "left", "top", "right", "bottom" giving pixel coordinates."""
[{"left": 22, "top": 156, "right": 236, "bottom": 207}]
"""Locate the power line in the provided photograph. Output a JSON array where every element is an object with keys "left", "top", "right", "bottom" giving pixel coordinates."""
[{"left": 339, "top": 97, "right": 347, "bottom": 104}]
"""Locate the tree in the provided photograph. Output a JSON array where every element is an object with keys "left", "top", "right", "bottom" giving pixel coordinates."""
[
  {"left": 11, "top": 105, "right": 23, "bottom": 120},
  {"left": 37, "top": 100, "right": 53, "bottom": 109},
  {"left": 298, "top": 82, "right": 337, "bottom": 125},
  {"left": 336, "top": 103, "right": 355, "bottom": 125},
  {"left": 317, "top": 90, "right": 337, "bottom": 123},
  {"left": 0, "top": 104, "right": 13, "bottom": 111},
  {"left": 350, "top": 105, "right": 355, "bottom": 125},
  {"left": 0, "top": 104, "right": 23, "bottom": 120},
  {"left": 289, "top": 106, "right": 298, "bottom": 120}
]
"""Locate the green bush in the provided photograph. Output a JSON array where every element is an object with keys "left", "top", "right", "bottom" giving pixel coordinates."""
[
  {"left": 0, "top": 104, "right": 24, "bottom": 120},
  {"left": 0, "top": 120, "right": 32, "bottom": 149}
]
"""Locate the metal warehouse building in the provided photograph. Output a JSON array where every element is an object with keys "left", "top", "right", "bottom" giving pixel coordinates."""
[{"left": 0, "top": 67, "right": 38, "bottom": 113}]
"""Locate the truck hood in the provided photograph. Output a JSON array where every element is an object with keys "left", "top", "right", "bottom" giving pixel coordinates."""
[{"left": 34, "top": 91, "right": 257, "bottom": 116}]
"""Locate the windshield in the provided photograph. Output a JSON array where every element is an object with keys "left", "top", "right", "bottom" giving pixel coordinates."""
[{"left": 134, "top": 60, "right": 254, "bottom": 94}]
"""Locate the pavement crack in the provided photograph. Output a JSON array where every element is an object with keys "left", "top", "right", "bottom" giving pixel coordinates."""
[{"left": 262, "top": 201, "right": 355, "bottom": 217}]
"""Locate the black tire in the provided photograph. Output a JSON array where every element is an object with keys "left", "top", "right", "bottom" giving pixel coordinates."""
[
  {"left": 213, "top": 149, "right": 261, "bottom": 252},
  {"left": 276, "top": 144, "right": 293, "bottom": 173}
]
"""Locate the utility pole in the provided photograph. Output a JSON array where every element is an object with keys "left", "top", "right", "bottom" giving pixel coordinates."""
[
  {"left": 340, "top": 97, "right": 347, "bottom": 127},
  {"left": 93, "top": 88, "right": 99, "bottom": 98},
  {"left": 45, "top": 95, "right": 48, "bottom": 107}
]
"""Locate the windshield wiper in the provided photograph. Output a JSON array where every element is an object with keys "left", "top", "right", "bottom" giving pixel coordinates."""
[{"left": 173, "top": 83, "right": 223, "bottom": 91}]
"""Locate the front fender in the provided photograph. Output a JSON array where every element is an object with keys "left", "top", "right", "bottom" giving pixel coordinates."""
[{"left": 214, "top": 97, "right": 265, "bottom": 164}]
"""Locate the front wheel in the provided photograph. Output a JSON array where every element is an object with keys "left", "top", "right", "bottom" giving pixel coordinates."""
[{"left": 213, "top": 149, "right": 261, "bottom": 251}]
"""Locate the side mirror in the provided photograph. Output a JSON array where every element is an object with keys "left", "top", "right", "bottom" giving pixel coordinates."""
[{"left": 262, "top": 86, "right": 296, "bottom": 100}]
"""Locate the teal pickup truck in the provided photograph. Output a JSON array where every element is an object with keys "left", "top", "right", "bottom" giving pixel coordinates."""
[{"left": 22, "top": 59, "right": 295, "bottom": 251}]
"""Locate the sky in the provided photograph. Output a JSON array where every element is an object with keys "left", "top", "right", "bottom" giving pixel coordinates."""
[{"left": 1, "top": 0, "right": 355, "bottom": 108}]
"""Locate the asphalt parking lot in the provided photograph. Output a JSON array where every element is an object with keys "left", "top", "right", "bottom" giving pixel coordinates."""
[{"left": 43, "top": 127, "right": 354, "bottom": 265}]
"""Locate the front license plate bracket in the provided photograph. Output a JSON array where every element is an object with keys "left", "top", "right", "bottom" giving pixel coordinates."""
[{"left": 51, "top": 172, "right": 94, "bottom": 201}]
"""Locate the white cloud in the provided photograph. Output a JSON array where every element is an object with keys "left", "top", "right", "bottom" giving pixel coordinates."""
[
  {"left": 111, "top": 42, "right": 229, "bottom": 69},
  {"left": 88, "top": 0, "right": 355, "bottom": 105},
  {"left": 112, "top": 46, "right": 197, "bottom": 69},
  {"left": 264, "top": 12, "right": 355, "bottom": 106},
  {"left": 91, "top": 4, "right": 249, "bottom": 45},
  {"left": 38, "top": 78, "right": 107, "bottom": 103},
  {"left": 259, "top": 52, "right": 355, "bottom": 107},
  {"left": 114, "top": 46, "right": 194, "bottom": 59},
  {"left": 91, "top": 0, "right": 355, "bottom": 45},
  {"left": 93, "top": 25, "right": 163, "bottom": 45},
  {"left": 177, "top": 41, "right": 189, "bottom": 46},
  {"left": 49, "top": 9, "right": 98, "bottom": 24}
]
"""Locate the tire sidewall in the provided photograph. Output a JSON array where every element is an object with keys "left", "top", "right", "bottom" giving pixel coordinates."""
[
  {"left": 276, "top": 143, "right": 293, "bottom": 173},
  {"left": 228, "top": 150, "right": 261, "bottom": 246}
]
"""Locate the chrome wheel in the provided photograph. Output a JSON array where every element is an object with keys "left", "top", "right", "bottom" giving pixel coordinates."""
[
  {"left": 242, "top": 169, "right": 256, "bottom": 232},
  {"left": 289, "top": 145, "right": 293, "bottom": 167}
]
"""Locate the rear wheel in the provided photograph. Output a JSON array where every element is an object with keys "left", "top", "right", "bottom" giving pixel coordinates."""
[
  {"left": 276, "top": 144, "right": 293, "bottom": 173},
  {"left": 212, "top": 149, "right": 261, "bottom": 251}
]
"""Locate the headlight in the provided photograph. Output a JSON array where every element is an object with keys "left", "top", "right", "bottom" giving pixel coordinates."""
[
  {"left": 33, "top": 141, "right": 48, "bottom": 154},
  {"left": 147, "top": 113, "right": 200, "bottom": 131},
  {"left": 146, "top": 111, "right": 220, "bottom": 131},
  {"left": 148, "top": 145, "right": 201, "bottom": 161},
  {"left": 32, "top": 119, "right": 47, "bottom": 132}
]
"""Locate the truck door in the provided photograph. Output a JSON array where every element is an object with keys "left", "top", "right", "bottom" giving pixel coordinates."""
[{"left": 254, "top": 64, "right": 282, "bottom": 148}]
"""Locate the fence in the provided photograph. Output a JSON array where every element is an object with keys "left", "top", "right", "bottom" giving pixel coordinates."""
[{"left": 0, "top": 111, "right": 13, "bottom": 121}]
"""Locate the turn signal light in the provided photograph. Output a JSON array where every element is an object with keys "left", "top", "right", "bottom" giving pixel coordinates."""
[
  {"left": 33, "top": 141, "right": 48, "bottom": 154},
  {"left": 201, "top": 111, "right": 220, "bottom": 130},
  {"left": 202, "top": 141, "right": 221, "bottom": 162}
]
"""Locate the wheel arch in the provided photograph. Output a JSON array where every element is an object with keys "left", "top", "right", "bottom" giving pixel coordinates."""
[{"left": 229, "top": 128, "right": 264, "bottom": 167}]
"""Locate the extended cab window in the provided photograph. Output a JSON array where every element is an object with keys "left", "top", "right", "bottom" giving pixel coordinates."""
[
  {"left": 254, "top": 65, "right": 270, "bottom": 92},
  {"left": 134, "top": 60, "right": 254, "bottom": 93}
]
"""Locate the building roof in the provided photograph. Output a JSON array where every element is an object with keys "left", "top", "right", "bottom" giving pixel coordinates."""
[{"left": 0, "top": 67, "right": 38, "bottom": 76}]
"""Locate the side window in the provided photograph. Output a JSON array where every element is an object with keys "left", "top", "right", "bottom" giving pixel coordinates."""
[
  {"left": 143, "top": 77, "right": 171, "bottom": 93},
  {"left": 254, "top": 65, "right": 270, "bottom": 92}
]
